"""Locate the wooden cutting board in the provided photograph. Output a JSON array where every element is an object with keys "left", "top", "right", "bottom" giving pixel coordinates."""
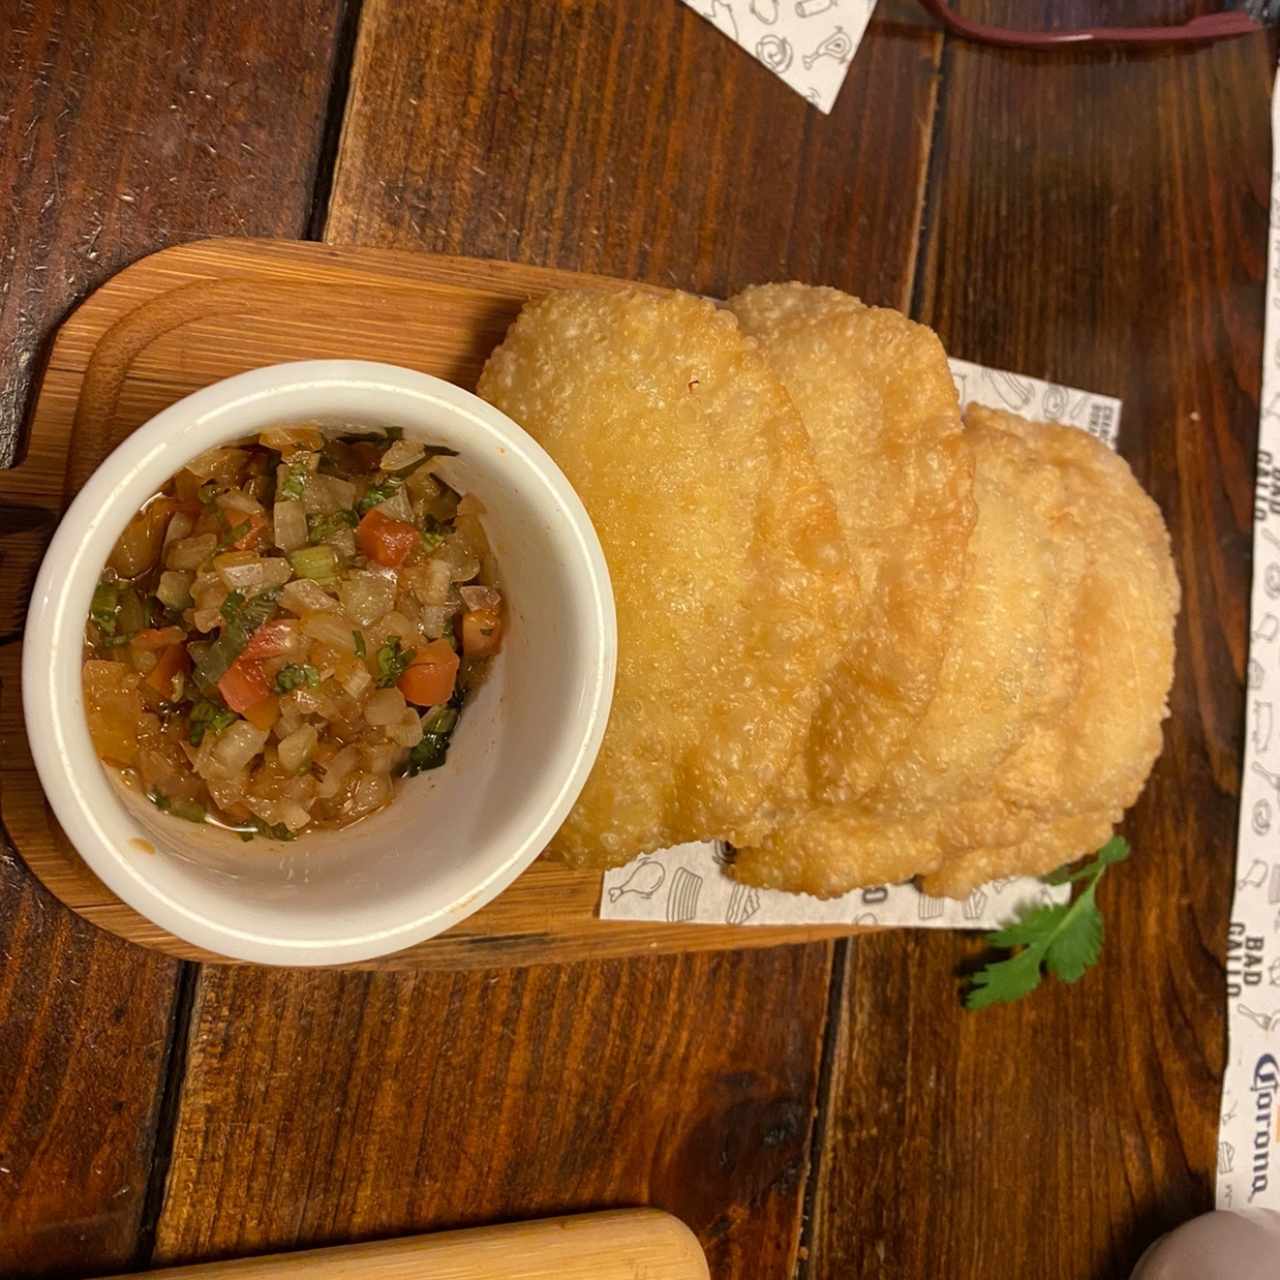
[
  {"left": 101, "top": 1210, "right": 708, "bottom": 1278},
  {"left": 0, "top": 236, "right": 854, "bottom": 969}
]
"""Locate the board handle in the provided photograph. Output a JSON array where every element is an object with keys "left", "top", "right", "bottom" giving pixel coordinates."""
[{"left": 102, "top": 1209, "right": 709, "bottom": 1279}]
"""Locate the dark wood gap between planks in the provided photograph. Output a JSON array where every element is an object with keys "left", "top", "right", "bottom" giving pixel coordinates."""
[
  {"left": 793, "top": 937, "right": 851, "bottom": 1280},
  {"left": 130, "top": 964, "right": 202, "bottom": 1273},
  {"left": 305, "top": 0, "right": 367, "bottom": 242},
  {"left": 906, "top": 32, "right": 955, "bottom": 326}
]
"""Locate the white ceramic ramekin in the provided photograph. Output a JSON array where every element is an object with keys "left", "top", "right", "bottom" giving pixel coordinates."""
[{"left": 22, "top": 360, "right": 615, "bottom": 965}]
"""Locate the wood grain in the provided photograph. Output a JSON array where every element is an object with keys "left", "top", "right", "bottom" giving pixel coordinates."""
[
  {"left": 327, "top": 0, "right": 942, "bottom": 309},
  {"left": 0, "top": 856, "right": 179, "bottom": 1277},
  {"left": 152, "top": 947, "right": 831, "bottom": 1279},
  {"left": 808, "top": 12, "right": 1278, "bottom": 1279},
  {"left": 0, "top": 3, "right": 345, "bottom": 1275},
  {"left": 147, "top": 6, "right": 944, "bottom": 1280},
  {"left": 0, "top": 0, "right": 346, "bottom": 471}
]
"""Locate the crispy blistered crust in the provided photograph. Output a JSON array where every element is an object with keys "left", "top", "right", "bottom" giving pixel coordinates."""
[
  {"left": 728, "top": 284, "right": 975, "bottom": 813},
  {"left": 918, "top": 409, "right": 1180, "bottom": 897},
  {"left": 734, "top": 417, "right": 1085, "bottom": 896},
  {"left": 478, "top": 289, "right": 853, "bottom": 867}
]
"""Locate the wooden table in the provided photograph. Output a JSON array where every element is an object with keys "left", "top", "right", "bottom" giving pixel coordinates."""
[{"left": 0, "top": 3, "right": 1270, "bottom": 1276}]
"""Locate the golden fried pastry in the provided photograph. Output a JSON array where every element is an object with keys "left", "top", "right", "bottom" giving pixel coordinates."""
[
  {"left": 918, "top": 409, "right": 1179, "bottom": 897},
  {"left": 477, "top": 288, "right": 852, "bottom": 867},
  {"left": 732, "top": 412, "right": 1084, "bottom": 896},
  {"left": 727, "top": 284, "right": 976, "bottom": 813}
]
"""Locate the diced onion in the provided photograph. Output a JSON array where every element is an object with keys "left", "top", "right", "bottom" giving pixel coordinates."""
[
  {"left": 193, "top": 607, "right": 223, "bottom": 633},
  {"left": 316, "top": 746, "right": 360, "bottom": 799},
  {"left": 368, "top": 611, "right": 420, "bottom": 649},
  {"left": 346, "top": 771, "right": 392, "bottom": 816},
  {"left": 405, "top": 463, "right": 442, "bottom": 501},
  {"left": 453, "top": 512, "right": 491, "bottom": 559},
  {"left": 435, "top": 536, "right": 480, "bottom": 583},
  {"left": 364, "top": 688, "right": 406, "bottom": 726},
  {"left": 185, "top": 447, "right": 247, "bottom": 480},
  {"left": 303, "top": 474, "right": 356, "bottom": 515},
  {"left": 406, "top": 559, "right": 452, "bottom": 606},
  {"left": 380, "top": 439, "right": 426, "bottom": 471},
  {"left": 218, "top": 489, "right": 264, "bottom": 516},
  {"left": 204, "top": 721, "right": 268, "bottom": 779},
  {"left": 460, "top": 584, "right": 501, "bottom": 611},
  {"left": 302, "top": 611, "right": 358, "bottom": 653},
  {"left": 279, "top": 800, "right": 313, "bottom": 832},
  {"left": 215, "top": 554, "right": 266, "bottom": 591},
  {"left": 373, "top": 486, "right": 415, "bottom": 523},
  {"left": 276, "top": 707, "right": 305, "bottom": 739},
  {"left": 388, "top": 707, "right": 424, "bottom": 748},
  {"left": 420, "top": 604, "right": 458, "bottom": 640},
  {"left": 278, "top": 724, "right": 318, "bottom": 775},
  {"left": 163, "top": 511, "right": 194, "bottom": 550},
  {"left": 256, "top": 558, "right": 294, "bottom": 590},
  {"left": 360, "top": 741, "right": 399, "bottom": 774},
  {"left": 326, "top": 526, "right": 357, "bottom": 560},
  {"left": 260, "top": 425, "right": 323, "bottom": 452},
  {"left": 156, "top": 571, "right": 193, "bottom": 609},
  {"left": 279, "top": 688, "right": 330, "bottom": 721},
  {"left": 338, "top": 571, "right": 396, "bottom": 627},
  {"left": 340, "top": 662, "right": 373, "bottom": 700},
  {"left": 166, "top": 533, "right": 218, "bottom": 571},
  {"left": 273, "top": 500, "right": 308, "bottom": 552},
  {"left": 281, "top": 578, "right": 339, "bottom": 615}
]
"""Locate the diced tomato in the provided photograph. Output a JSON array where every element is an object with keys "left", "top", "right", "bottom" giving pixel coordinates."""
[
  {"left": 397, "top": 639, "right": 460, "bottom": 707},
  {"left": 242, "top": 693, "right": 280, "bottom": 732},
  {"left": 356, "top": 509, "right": 421, "bottom": 567},
  {"left": 218, "top": 658, "right": 271, "bottom": 713},
  {"left": 229, "top": 510, "right": 269, "bottom": 551},
  {"left": 144, "top": 643, "right": 190, "bottom": 697},
  {"left": 241, "top": 618, "right": 299, "bottom": 661},
  {"left": 130, "top": 626, "right": 187, "bottom": 651},
  {"left": 461, "top": 606, "right": 503, "bottom": 658}
]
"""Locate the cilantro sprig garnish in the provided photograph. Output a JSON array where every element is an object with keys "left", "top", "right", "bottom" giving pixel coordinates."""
[{"left": 964, "top": 837, "right": 1130, "bottom": 1010}]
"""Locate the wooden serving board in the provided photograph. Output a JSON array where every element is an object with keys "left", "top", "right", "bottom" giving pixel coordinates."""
[{"left": 0, "top": 237, "right": 853, "bottom": 969}]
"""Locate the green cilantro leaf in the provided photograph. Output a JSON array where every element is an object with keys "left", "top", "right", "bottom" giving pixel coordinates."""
[
  {"left": 356, "top": 475, "right": 402, "bottom": 516},
  {"left": 188, "top": 697, "right": 238, "bottom": 746},
  {"left": 306, "top": 509, "right": 358, "bottom": 542},
  {"left": 273, "top": 663, "right": 320, "bottom": 693},
  {"left": 278, "top": 459, "right": 310, "bottom": 501},
  {"left": 90, "top": 580, "right": 120, "bottom": 637},
  {"left": 375, "top": 637, "right": 412, "bottom": 688},
  {"left": 964, "top": 837, "right": 1130, "bottom": 1010}
]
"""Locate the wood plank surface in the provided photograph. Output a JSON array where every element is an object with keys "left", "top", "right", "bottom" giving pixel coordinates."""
[
  {"left": 152, "top": 947, "right": 831, "bottom": 1280},
  {"left": 327, "top": 0, "right": 942, "bottom": 308},
  {"left": 148, "top": 3, "right": 943, "bottom": 1277},
  {"left": 0, "top": 3, "right": 346, "bottom": 1275},
  {"left": 807, "top": 10, "right": 1278, "bottom": 1279}
]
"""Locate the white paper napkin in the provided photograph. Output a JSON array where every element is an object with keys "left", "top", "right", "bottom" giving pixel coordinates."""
[
  {"left": 680, "top": 0, "right": 878, "bottom": 113},
  {"left": 1215, "top": 67, "right": 1280, "bottom": 1214}
]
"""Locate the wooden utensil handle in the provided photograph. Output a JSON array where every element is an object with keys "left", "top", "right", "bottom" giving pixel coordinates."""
[{"left": 102, "top": 1210, "right": 708, "bottom": 1279}]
